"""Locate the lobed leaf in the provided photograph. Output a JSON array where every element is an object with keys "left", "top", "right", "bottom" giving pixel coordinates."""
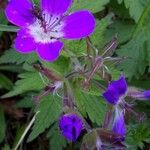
[
  {"left": 74, "top": 87, "right": 106, "bottom": 125},
  {"left": 0, "top": 106, "right": 6, "bottom": 144},
  {"left": 117, "top": 3, "right": 150, "bottom": 79},
  {"left": 47, "top": 123, "right": 67, "bottom": 150},
  {"left": 2, "top": 72, "right": 45, "bottom": 98},
  {"left": 71, "top": 0, "right": 110, "bottom": 13},
  {"left": 0, "top": 49, "right": 38, "bottom": 65},
  {"left": 28, "top": 95, "right": 62, "bottom": 142},
  {"left": 117, "top": 0, "right": 150, "bottom": 22},
  {"left": 0, "top": 73, "right": 13, "bottom": 90}
]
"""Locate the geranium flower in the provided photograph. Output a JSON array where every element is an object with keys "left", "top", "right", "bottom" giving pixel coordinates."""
[
  {"left": 59, "top": 114, "right": 83, "bottom": 141},
  {"left": 102, "top": 75, "right": 127, "bottom": 136},
  {"left": 102, "top": 75, "right": 150, "bottom": 137},
  {"left": 5, "top": 0, "right": 95, "bottom": 61}
]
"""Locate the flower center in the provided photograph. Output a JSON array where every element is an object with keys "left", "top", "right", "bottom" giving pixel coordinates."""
[{"left": 28, "top": 9, "right": 64, "bottom": 43}]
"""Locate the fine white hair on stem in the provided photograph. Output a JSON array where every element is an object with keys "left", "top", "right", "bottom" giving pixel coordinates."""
[{"left": 39, "top": 72, "right": 48, "bottom": 86}]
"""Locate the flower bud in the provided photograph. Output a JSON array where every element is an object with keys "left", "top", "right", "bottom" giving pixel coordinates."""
[
  {"left": 59, "top": 114, "right": 83, "bottom": 141},
  {"left": 127, "top": 87, "right": 150, "bottom": 100}
]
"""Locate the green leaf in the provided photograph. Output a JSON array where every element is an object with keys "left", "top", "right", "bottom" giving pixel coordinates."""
[
  {"left": 0, "top": 49, "right": 38, "bottom": 65},
  {"left": 0, "top": 65, "right": 23, "bottom": 73},
  {"left": 71, "top": 0, "right": 110, "bottom": 13},
  {"left": 2, "top": 145, "right": 10, "bottom": 150},
  {"left": 104, "top": 20, "right": 135, "bottom": 44},
  {"left": 83, "top": 82, "right": 103, "bottom": 97},
  {"left": 47, "top": 123, "right": 67, "bottom": 150},
  {"left": 14, "top": 97, "right": 34, "bottom": 108},
  {"left": 0, "top": 10, "right": 8, "bottom": 36},
  {"left": 2, "top": 72, "right": 45, "bottom": 98},
  {"left": 117, "top": 3, "right": 150, "bottom": 79},
  {"left": 28, "top": 95, "right": 62, "bottom": 142},
  {"left": 91, "top": 13, "right": 114, "bottom": 48},
  {"left": 0, "top": 106, "right": 6, "bottom": 143},
  {"left": 0, "top": 10, "right": 7, "bottom": 25},
  {"left": 126, "top": 123, "right": 150, "bottom": 149},
  {"left": 0, "top": 73, "right": 13, "bottom": 90},
  {"left": 117, "top": 0, "right": 150, "bottom": 22},
  {"left": 109, "top": 0, "right": 130, "bottom": 19},
  {"left": 42, "top": 56, "right": 70, "bottom": 75},
  {"left": 74, "top": 87, "right": 106, "bottom": 125},
  {"left": 12, "top": 125, "right": 26, "bottom": 149}
]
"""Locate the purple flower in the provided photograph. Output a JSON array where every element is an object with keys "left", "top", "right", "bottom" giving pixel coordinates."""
[
  {"left": 5, "top": 0, "right": 95, "bottom": 62},
  {"left": 102, "top": 75, "right": 127, "bottom": 137},
  {"left": 102, "top": 75, "right": 150, "bottom": 138},
  {"left": 112, "top": 108, "right": 125, "bottom": 137},
  {"left": 59, "top": 114, "right": 83, "bottom": 141},
  {"left": 102, "top": 75, "right": 127, "bottom": 105}
]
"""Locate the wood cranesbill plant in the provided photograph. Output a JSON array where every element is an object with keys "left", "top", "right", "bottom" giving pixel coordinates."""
[{"left": 4, "top": 0, "right": 150, "bottom": 149}]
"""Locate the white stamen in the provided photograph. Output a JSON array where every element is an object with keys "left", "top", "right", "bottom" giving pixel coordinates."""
[{"left": 28, "top": 12, "right": 64, "bottom": 43}]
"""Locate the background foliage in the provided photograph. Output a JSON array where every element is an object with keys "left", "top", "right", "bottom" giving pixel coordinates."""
[{"left": 0, "top": 0, "right": 150, "bottom": 150}]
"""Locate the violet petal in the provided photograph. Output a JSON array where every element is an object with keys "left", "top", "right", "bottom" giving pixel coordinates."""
[
  {"left": 59, "top": 114, "right": 83, "bottom": 141},
  {"left": 103, "top": 87, "right": 119, "bottom": 105},
  {"left": 143, "top": 90, "right": 150, "bottom": 100},
  {"left": 62, "top": 10, "right": 95, "bottom": 39},
  {"left": 5, "top": 0, "right": 34, "bottom": 27},
  {"left": 14, "top": 29, "right": 36, "bottom": 53},
  {"left": 109, "top": 75, "right": 127, "bottom": 96},
  {"left": 41, "top": 0, "right": 72, "bottom": 15},
  {"left": 113, "top": 108, "right": 126, "bottom": 137},
  {"left": 103, "top": 75, "right": 127, "bottom": 105},
  {"left": 36, "top": 41, "right": 63, "bottom": 62}
]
